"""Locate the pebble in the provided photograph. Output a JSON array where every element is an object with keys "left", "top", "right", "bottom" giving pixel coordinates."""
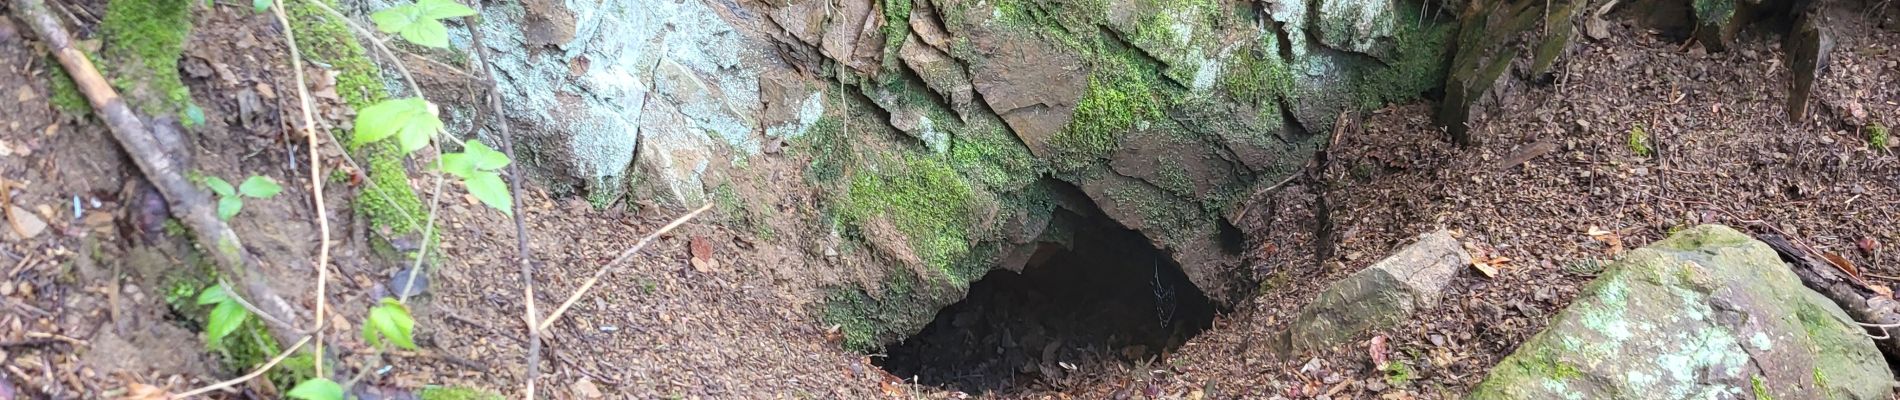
[
  {"left": 6, "top": 206, "right": 46, "bottom": 240},
  {"left": 387, "top": 267, "right": 428, "bottom": 298}
]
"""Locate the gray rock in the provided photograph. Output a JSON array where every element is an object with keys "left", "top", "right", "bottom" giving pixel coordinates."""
[
  {"left": 1469, "top": 225, "right": 1892, "bottom": 400},
  {"left": 1315, "top": 0, "right": 1399, "bottom": 59},
  {"left": 1289, "top": 230, "right": 1468, "bottom": 351}
]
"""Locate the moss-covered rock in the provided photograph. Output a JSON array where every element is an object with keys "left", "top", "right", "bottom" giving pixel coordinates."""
[{"left": 1470, "top": 225, "right": 1891, "bottom": 400}]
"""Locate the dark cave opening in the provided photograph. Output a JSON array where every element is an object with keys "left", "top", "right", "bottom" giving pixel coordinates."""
[{"left": 875, "top": 210, "right": 1218, "bottom": 394}]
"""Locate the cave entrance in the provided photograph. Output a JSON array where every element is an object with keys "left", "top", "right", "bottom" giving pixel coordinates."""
[{"left": 875, "top": 208, "right": 1218, "bottom": 394}]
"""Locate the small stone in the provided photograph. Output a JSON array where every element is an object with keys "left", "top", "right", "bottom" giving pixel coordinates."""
[
  {"left": 571, "top": 378, "right": 602, "bottom": 399},
  {"left": 0, "top": 281, "right": 12, "bottom": 296},
  {"left": 387, "top": 267, "right": 428, "bottom": 298},
  {"left": 1365, "top": 380, "right": 1389, "bottom": 392},
  {"left": 6, "top": 206, "right": 47, "bottom": 240}
]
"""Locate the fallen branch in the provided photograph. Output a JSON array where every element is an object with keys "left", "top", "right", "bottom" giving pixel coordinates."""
[
  {"left": 539, "top": 203, "right": 713, "bottom": 332},
  {"left": 461, "top": 8, "right": 543, "bottom": 397},
  {"left": 13, "top": 0, "right": 302, "bottom": 347}
]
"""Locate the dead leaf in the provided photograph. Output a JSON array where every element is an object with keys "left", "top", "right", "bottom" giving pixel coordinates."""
[
  {"left": 1822, "top": 252, "right": 1862, "bottom": 281},
  {"left": 689, "top": 236, "right": 718, "bottom": 272},
  {"left": 878, "top": 377, "right": 905, "bottom": 397},
  {"left": 1369, "top": 335, "right": 1390, "bottom": 368},
  {"left": 1472, "top": 261, "right": 1499, "bottom": 278},
  {"left": 1587, "top": 226, "right": 1625, "bottom": 255},
  {"left": 120, "top": 383, "right": 170, "bottom": 400}
]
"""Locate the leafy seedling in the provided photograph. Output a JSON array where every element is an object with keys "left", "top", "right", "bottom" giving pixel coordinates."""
[
  {"left": 1627, "top": 124, "right": 1652, "bottom": 158},
  {"left": 438, "top": 140, "right": 514, "bottom": 215},
  {"left": 204, "top": 175, "right": 284, "bottom": 220},
  {"left": 353, "top": 97, "right": 444, "bottom": 153},
  {"left": 363, "top": 297, "right": 418, "bottom": 350},
  {"left": 369, "top": 0, "right": 476, "bottom": 48},
  {"left": 287, "top": 378, "right": 345, "bottom": 400},
  {"left": 196, "top": 285, "right": 251, "bottom": 348}
]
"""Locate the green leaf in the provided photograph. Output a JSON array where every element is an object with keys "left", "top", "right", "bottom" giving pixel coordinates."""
[
  {"left": 252, "top": 0, "right": 271, "bottom": 13},
  {"left": 368, "top": 0, "right": 468, "bottom": 48},
  {"left": 239, "top": 176, "right": 283, "bottom": 198},
  {"left": 205, "top": 300, "right": 249, "bottom": 348},
  {"left": 286, "top": 378, "right": 345, "bottom": 400},
  {"left": 196, "top": 285, "right": 232, "bottom": 305},
  {"left": 184, "top": 104, "right": 206, "bottom": 126},
  {"left": 204, "top": 176, "right": 235, "bottom": 197},
  {"left": 463, "top": 140, "right": 510, "bottom": 171},
  {"left": 365, "top": 298, "right": 418, "bottom": 350},
  {"left": 463, "top": 171, "right": 513, "bottom": 216},
  {"left": 217, "top": 196, "right": 243, "bottom": 221},
  {"left": 414, "top": 0, "right": 476, "bottom": 19},
  {"left": 436, "top": 152, "right": 477, "bottom": 178},
  {"left": 353, "top": 98, "right": 439, "bottom": 150}
]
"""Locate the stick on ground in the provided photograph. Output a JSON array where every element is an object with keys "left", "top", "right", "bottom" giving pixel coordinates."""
[
  {"left": 539, "top": 203, "right": 713, "bottom": 332},
  {"left": 12, "top": 0, "right": 302, "bottom": 348},
  {"left": 463, "top": 7, "right": 544, "bottom": 397}
]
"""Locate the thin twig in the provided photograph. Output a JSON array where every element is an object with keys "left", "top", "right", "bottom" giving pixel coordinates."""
[
  {"left": 271, "top": 0, "right": 333, "bottom": 376},
  {"left": 169, "top": 336, "right": 311, "bottom": 398},
  {"left": 463, "top": 7, "right": 543, "bottom": 397},
  {"left": 538, "top": 203, "right": 713, "bottom": 331}
]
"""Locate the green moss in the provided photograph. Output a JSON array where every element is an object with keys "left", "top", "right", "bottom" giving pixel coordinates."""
[
  {"left": 838, "top": 155, "right": 978, "bottom": 278},
  {"left": 267, "top": 351, "right": 318, "bottom": 393},
  {"left": 99, "top": 0, "right": 194, "bottom": 117},
  {"left": 948, "top": 114, "right": 1043, "bottom": 190},
  {"left": 799, "top": 117, "right": 856, "bottom": 184},
  {"left": 1694, "top": 0, "right": 1737, "bottom": 26},
  {"left": 1627, "top": 124, "right": 1652, "bottom": 158},
  {"left": 1105, "top": 182, "right": 1200, "bottom": 242},
  {"left": 1221, "top": 37, "right": 1295, "bottom": 123},
  {"left": 1050, "top": 55, "right": 1164, "bottom": 173},
  {"left": 46, "top": 60, "right": 93, "bottom": 115},
  {"left": 1350, "top": 10, "right": 1453, "bottom": 109},
  {"left": 1752, "top": 375, "right": 1774, "bottom": 400},
  {"left": 1383, "top": 362, "right": 1414, "bottom": 386},
  {"left": 287, "top": 0, "right": 430, "bottom": 248},
  {"left": 1869, "top": 123, "right": 1889, "bottom": 150},
  {"left": 419, "top": 386, "right": 505, "bottom": 400}
]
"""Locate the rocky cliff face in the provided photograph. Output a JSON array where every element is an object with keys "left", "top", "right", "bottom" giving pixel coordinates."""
[{"left": 471, "top": 0, "right": 1456, "bottom": 348}]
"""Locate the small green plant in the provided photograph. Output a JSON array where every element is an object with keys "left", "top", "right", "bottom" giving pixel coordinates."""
[
  {"left": 1383, "top": 361, "right": 1414, "bottom": 386},
  {"left": 203, "top": 175, "right": 283, "bottom": 220},
  {"left": 362, "top": 297, "right": 419, "bottom": 350},
  {"left": 196, "top": 285, "right": 251, "bottom": 348},
  {"left": 1627, "top": 124, "right": 1651, "bottom": 158},
  {"left": 435, "top": 141, "right": 514, "bottom": 215},
  {"left": 1869, "top": 123, "right": 1890, "bottom": 151},
  {"left": 353, "top": 98, "right": 514, "bottom": 216},
  {"left": 287, "top": 378, "right": 345, "bottom": 400},
  {"left": 369, "top": 0, "right": 476, "bottom": 48}
]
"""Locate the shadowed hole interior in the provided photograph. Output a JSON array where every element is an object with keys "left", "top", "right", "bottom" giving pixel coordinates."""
[{"left": 875, "top": 207, "right": 1218, "bottom": 394}]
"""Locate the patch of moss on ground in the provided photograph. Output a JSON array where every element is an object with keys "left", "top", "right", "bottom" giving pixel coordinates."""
[
  {"left": 99, "top": 0, "right": 194, "bottom": 117},
  {"left": 1869, "top": 123, "right": 1890, "bottom": 150},
  {"left": 948, "top": 114, "right": 1043, "bottom": 191},
  {"left": 419, "top": 386, "right": 505, "bottom": 400}
]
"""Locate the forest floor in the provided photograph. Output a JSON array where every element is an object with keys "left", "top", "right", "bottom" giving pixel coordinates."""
[{"left": 1, "top": 0, "right": 1898, "bottom": 399}]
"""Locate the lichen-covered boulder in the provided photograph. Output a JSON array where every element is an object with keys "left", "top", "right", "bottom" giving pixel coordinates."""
[
  {"left": 1469, "top": 225, "right": 1892, "bottom": 400},
  {"left": 1289, "top": 230, "right": 1468, "bottom": 351}
]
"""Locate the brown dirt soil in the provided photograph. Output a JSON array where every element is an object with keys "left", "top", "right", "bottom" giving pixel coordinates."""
[{"left": 3, "top": 0, "right": 1899, "bottom": 399}]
